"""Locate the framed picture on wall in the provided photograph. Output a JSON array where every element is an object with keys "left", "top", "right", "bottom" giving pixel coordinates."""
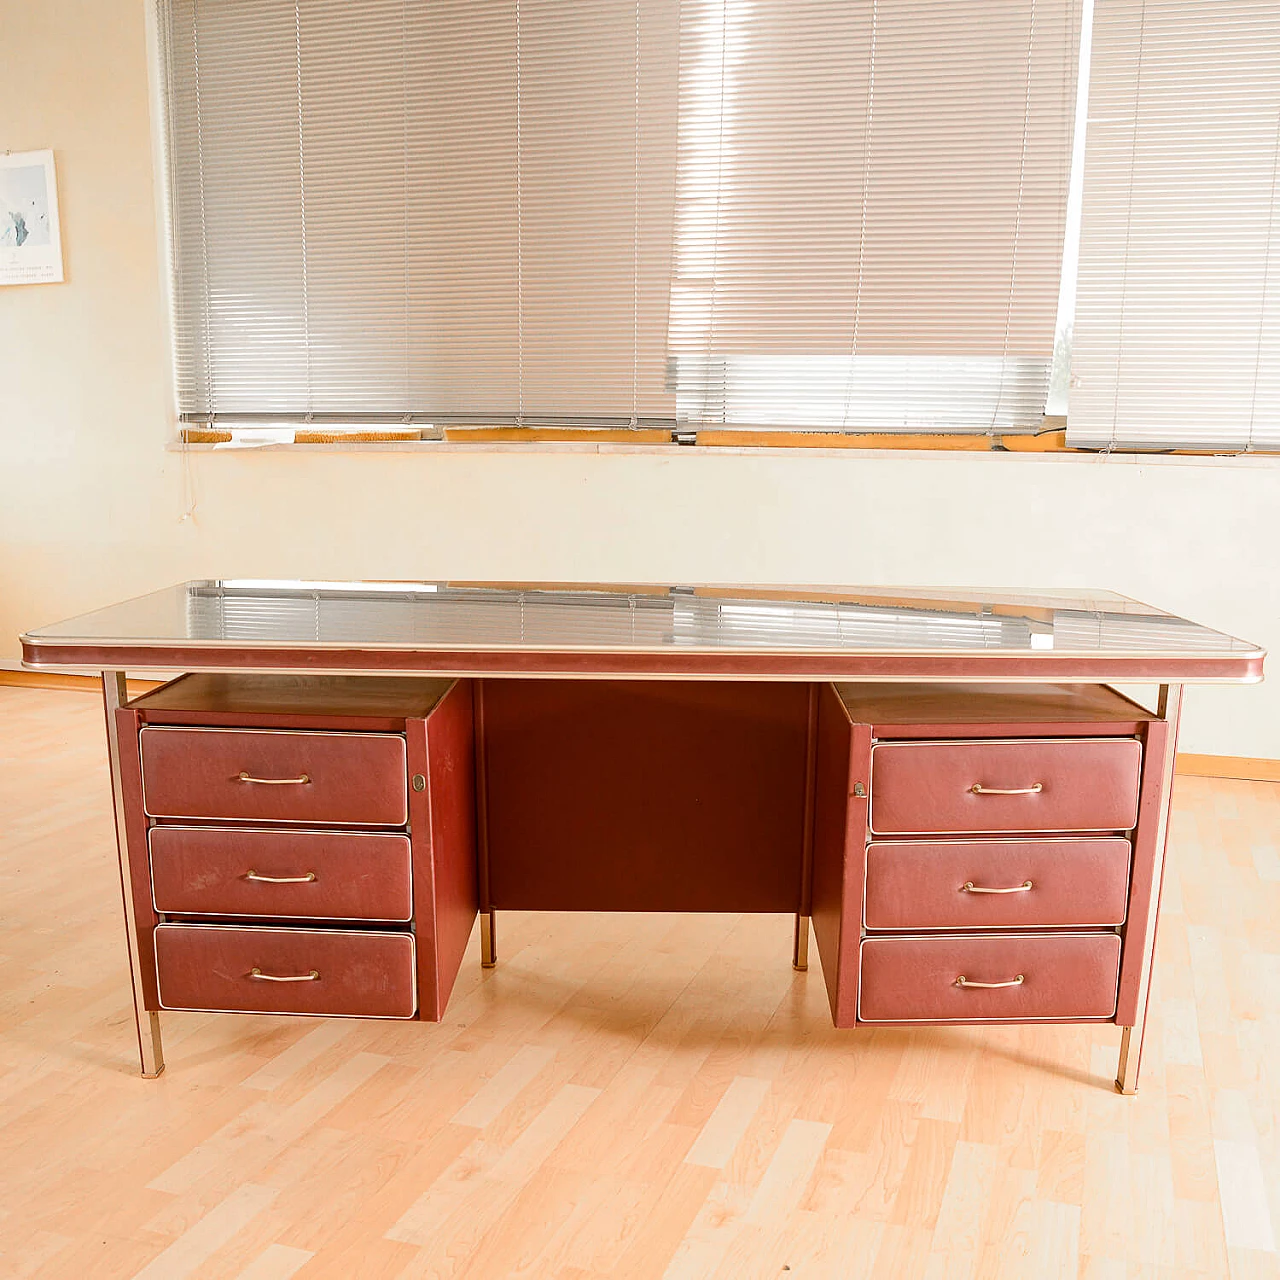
[{"left": 0, "top": 150, "right": 64, "bottom": 286}]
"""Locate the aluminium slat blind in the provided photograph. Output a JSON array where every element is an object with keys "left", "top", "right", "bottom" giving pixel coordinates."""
[
  {"left": 1069, "top": 0, "right": 1280, "bottom": 451},
  {"left": 671, "top": 0, "right": 1083, "bottom": 432},
  {"left": 159, "top": 0, "right": 1081, "bottom": 434},
  {"left": 160, "top": 0, "right": 678, "bottom": 426}
]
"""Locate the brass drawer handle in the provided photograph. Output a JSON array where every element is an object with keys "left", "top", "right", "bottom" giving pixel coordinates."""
[
  {"left": 245, "top": 869, "right": 317, "bottom": 884},
  {"left": 962, "top": 879, "right": 1033, "bottom": 895},
  {"left": 237, "top": 771, "right": 311, "bottom": 785},
  {"left": 249, "top": 967, "right": 320, "bottom": 983},
  {"left": 955, "top": 974, "right": 1024, "bottom": 989},
  {"left": 970, "top": 782, "right": 1043, "bottom": 796}
]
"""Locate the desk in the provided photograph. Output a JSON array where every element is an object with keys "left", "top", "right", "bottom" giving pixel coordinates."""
[{"left": 21, "top": 581, "right": 1264, "bottom": 1092}]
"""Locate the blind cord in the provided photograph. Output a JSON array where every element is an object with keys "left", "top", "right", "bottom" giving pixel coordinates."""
[
  {"left": 515, "top": 0, "right": 525, "bottom": 427},
  {"left": 631, "top": 0, "right": 641, "bottom": 428},
  {"left": 841, "top": 0, "right": 878, "bottom": 432},
  {"left": 991, "top": 0, "right": 1039, "bottom": 435},
  {"left": 1107, "top": 0, "right": 1147, "bottom": 455},
  {"left": 1246, "top": 84, "right": 1280, "bottom": 453},
  {"left": 294, "top": 0, "right": 313, "bottom": 418}
]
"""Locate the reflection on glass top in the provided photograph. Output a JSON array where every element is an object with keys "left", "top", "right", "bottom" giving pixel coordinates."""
[{"left": 23, "top": 580, "right": 1262, "bottom": 658}]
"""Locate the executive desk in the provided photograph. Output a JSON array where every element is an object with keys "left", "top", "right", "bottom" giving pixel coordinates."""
[{"left": 20, "top": 582, "right": 1264, "bottom": 1093}]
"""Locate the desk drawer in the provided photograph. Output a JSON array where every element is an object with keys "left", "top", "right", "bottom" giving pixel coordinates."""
[
  {"left": 140, "top": 728, "right": 407, "bottom": 825},
  {"left": 154, "top": 923, "right": 417, "bottom": 1017},
  {"left": 864, "top": 838, "right": 1131, "bottom": 931},
  {"left": 869, "top": 738, "right": 1142, "bottom": 835},
  {"left": 149, "top": 827, "right": 413, "bottom": 922},
  {"left": 857, "top": 933, "right": 1120, "bottom": 1023}
]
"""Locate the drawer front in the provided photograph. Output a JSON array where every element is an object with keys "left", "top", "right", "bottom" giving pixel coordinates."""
[
  {"left": 858, "top": 933, "right": 1121, "bottom": 1023},
  {"left": 149, "top": 827, "right": 413, "bottom": 922},
  {"left": 864, "top": 838, "right": 1131, "bottom": 931},
  {"left": 140, "top": 728, "right": 407, "bottom": 825},
  {"left": 154, "top": 924, "right": 417, "bottom": 1018},
  {"left": 870, "top": 738, "right": 1142, "bottom": 835}
]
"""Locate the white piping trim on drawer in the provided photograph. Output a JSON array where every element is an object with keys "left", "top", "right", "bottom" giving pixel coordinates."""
[
  {"left": 153, "top": 922, "right": 418, "bottom": 1019},
  {"left": 139, "top": 726, "right": 409, "bottom": 826},
  {"left": 860, "top": 836, "right": 1133, "bottom": 933},
  {"left": 147, "top": 824, "right": 415, "bottom": 923},
  {"left": 854, "top": 930, "right": 1122, "bottom": 1024},
  {"left": 867, "top": 737, "right": 1143, "bottom": 836}
]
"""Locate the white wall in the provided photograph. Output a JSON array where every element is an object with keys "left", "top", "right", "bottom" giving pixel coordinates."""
[{"left": 2, "top": 0, "right": 1276, "bottom": 758}]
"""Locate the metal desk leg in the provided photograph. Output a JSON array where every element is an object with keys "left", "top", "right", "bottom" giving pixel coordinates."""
[
  {"left": 1116, "top": 683, "right": 1182, "bottom": 1095},
  {"left": 480, "top": 910, "right": 497, "bottom": 968},
  {"left": 792, "top": 914, "right": 809, "bottom": 971},
  {"left": 103, "top": 671, "right": 164, "bottom": 1078}
]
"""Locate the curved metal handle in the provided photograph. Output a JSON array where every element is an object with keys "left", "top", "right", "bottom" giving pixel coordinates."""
[
  {"left": 237, "top": 771, "right": 311, "bottom": 785},
  {"left": 249, "top": 967, "right": 320, "bottom": 983},
  {"left": 962, "top": 880, "right": 1033, "bottom": 895},
  {"left": 245, "top": 869, "right": 317, "bottom": 884},
  {"left": 955, "top": 974, "right": 1024, "bottom": 989},
  {"left": 970, "top": 782, "right": 1042, "bottom": 796}
]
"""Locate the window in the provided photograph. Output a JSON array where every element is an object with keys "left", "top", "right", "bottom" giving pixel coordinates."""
[{"left": 158, "top": 0, "right": 1085, "bottom": 441}]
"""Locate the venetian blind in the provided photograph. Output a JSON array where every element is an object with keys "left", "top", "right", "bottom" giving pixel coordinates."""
[
  {"left": 159, "top": 0, "right": 678, "bottom": 427},
  {"left": 670, "top": 0, "right": 1083, "bottom": 432},
  {"left": 158, "top": 0, "right": 1081, "bottom": 435},
  {"left": 1068, "top": 0, "right": 1280, "bottom": 451}
]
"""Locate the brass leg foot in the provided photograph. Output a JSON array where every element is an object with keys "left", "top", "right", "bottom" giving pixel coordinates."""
[
  {"left": 792, "top": 914, "right": 809, "bottom": 971},
  {"left": 480, "top": 910, "right": 497, "bottom": 968},
  {"left": 141, "top": 1010, "right": 165, "bottom": 1078},
  {"left": 1115, "top": 1025, "right": 1139, "bottom": 1095}
]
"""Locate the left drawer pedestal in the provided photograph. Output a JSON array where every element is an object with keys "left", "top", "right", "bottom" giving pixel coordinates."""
[{"left": 114, "top": 674, "right": 477, "bottom": 1030}]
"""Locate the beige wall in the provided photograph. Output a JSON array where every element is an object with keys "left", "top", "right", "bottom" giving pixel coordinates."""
[{"left": 2, "top": 0, "right": 1276, "bottom": 758}]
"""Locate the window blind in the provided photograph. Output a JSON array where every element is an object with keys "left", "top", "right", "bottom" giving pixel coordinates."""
[
  {"left": 160, "top": 0, "right": 679, "bottom": 428},
  {"left": 1068, "top": 0, "right": 1280, "bottom": 451},
  {"left": 671, "top": 0, "right": 1083, "bottom": 432},
  {"left": 159, "top": 0, "right": 1081, "bottom": 435}
]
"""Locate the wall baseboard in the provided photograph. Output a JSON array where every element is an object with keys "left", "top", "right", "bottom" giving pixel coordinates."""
[
  {"left": 2, "top": 670, "right": 1277, "bottom": 782},
  {"left": 1175, "top": 753, "right": 1280, "bottom": 783},
  {"left": 0, "top": 670, "right": 162, "bottom": 697}
]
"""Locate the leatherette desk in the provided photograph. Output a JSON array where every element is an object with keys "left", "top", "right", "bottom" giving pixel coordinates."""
[{"left": 20, "top": 581, "right": 1264, "bottom": 1093}]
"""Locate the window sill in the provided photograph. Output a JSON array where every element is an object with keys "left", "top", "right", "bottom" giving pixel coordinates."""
[{"left": 165, "top": 436, "right": 1280, "bottom": 469}]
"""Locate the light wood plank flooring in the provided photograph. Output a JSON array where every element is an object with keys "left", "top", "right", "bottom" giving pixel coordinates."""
[{"left": 0, "top": 684, "right": 1277, "bottom": 1279}]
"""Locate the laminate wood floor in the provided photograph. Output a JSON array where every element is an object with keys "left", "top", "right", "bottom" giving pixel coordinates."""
[{"left": 0, "top": 685, "right": 1277, "bottom": 1279}]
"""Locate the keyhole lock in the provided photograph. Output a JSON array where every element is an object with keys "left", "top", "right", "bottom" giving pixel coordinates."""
[{"left": 411, "top": 774, "right": 426, "bottom": 792}]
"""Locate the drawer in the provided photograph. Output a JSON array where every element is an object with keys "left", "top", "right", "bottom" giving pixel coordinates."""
[
  {"left": 869, "top": 738, "right": 1142, "bottom": 835},
  {"left": 857, "top": 933, "right": 1121, "bottom": 1022},
  {"left": 863, "top": 837, "right": 1131, "bottom": 931},
  {"left": 140, "top": 727, "right": 407, "bottom": 825},
  {"left": 149, "top": 827, "right": 413, "bottom": 922},
  {"left": 154, "top": 923, "right": 417, "bottom": 1018}
]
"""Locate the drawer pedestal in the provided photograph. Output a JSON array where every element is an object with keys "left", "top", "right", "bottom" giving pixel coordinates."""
[
  {"left": 811, "top": 680, "right": 1179, "bottom": 1097},
  {"left": 115, "top": 673, "right": 476, "bottom": 1030}
]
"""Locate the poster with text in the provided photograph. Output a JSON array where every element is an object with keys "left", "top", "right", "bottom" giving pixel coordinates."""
[{"left": 0, "top": 151, "right": 64, "bottom": 286}]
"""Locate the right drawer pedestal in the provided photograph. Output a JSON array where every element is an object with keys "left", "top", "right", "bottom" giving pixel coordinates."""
[{"left": 811, "top": 682, "right": 1169, "bottom": 1032}]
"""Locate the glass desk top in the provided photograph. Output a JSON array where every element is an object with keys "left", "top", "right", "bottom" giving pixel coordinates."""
[{"left": 20, "top": 580, "right": 1264, "bottom": 681}]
